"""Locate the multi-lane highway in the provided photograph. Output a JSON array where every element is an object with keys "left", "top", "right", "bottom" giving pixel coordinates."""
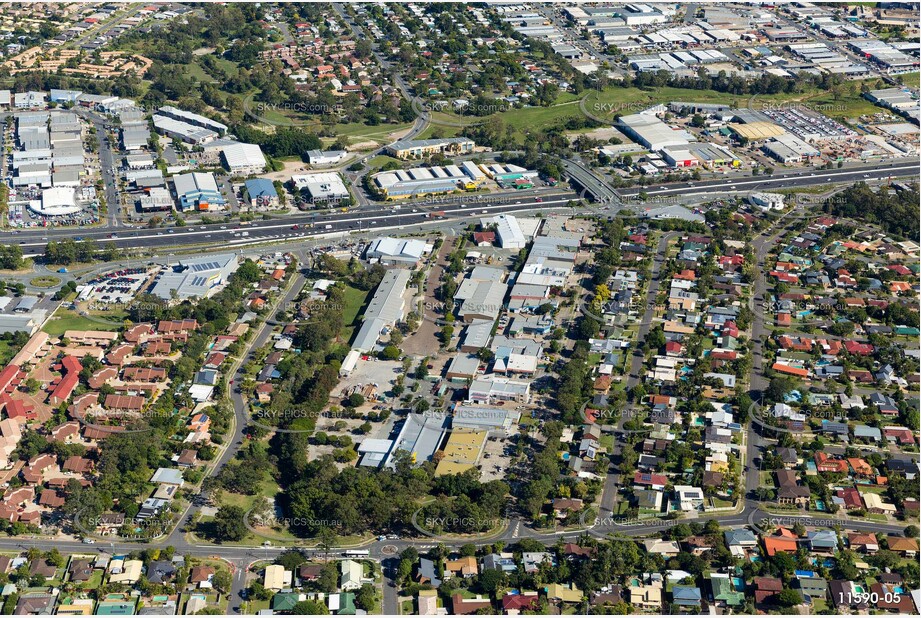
[
  {"left": 8, "top": 192, "right": 579, "bottom": 255},
  {"left": 619, "top": 159, "right": 919, "bottom": 198}
]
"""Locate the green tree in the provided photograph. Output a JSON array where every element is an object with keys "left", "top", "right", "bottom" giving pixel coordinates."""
[
  {"left": 292, "top": 601, "right": 329, "bottom": 614},
  {"left": 355, "top": 583, "right": 376, "bottom": 611},
  {"left": 212, "top": 505, "right": 247, "bottom": 542}
]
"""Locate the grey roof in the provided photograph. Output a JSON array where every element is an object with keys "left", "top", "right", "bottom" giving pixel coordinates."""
[
  {"left": 418, "top": 558, "right": 442, "bottom": 586},
  {"left": 672, "top": 586, "right": 702, "bottom": 605},
  {"left": 853, "top": 425, "right": 881, "bottom": 440},
  {"left": 150, "top": 468, "right": 184, "bottom": 485},
  {"left": 452, "top": 405, "right": 519, "bottom": 431},
  {"left": 461, "top": 320, "right": 493, "bottom": 350},
  {"left": 387, "top": 413, "right": 448, "bottom": 468},
  {"left": 724, "top": 528, "right": 757, "bottom": 546},
  {"left": 351, "top": 269, "right": 412, "bottom": 353},
  {"left": 807, "top": 530, "right": 838, "bottom": 548},
  {"left": 146, "top": 560, "right": 176, "bottom": 584},
  {"left": 446, "top": 353, "right": 480, "bottom": 377}
]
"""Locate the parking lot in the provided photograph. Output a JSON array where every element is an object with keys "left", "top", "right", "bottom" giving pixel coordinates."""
[
  {"left": 77, "top": 267, "right": 155, "bottom": 307},
  {"left": 760, "top": 107, "right": 857, "bottom": 141},
  {"left": 479, "top": 432, "right": 515, "bottom": 483}
]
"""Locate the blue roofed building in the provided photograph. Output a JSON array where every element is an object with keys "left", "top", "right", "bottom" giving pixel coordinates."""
[
  {"left": 244, "top": 178, "right": 279, "bottom": 208},
  {"left": 173, "top": 172, "right": 226, "bottom": 211},
  {"left": 672, "top": 585, "right": 702, "bottom": 608}
]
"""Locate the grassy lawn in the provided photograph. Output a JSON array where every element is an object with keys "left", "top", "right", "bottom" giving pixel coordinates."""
[
  {"left": 183, "top": 61, "right": 215, "bottom": 84},
  {"left": 400, "top": 599, "right": 414, "bottom": 615},
  {"left": 30, "top": 276, "right": 60, "bottom": 288},
  {"left": 219, "top": 476, "right": 281, "bottom": 512},
  {"left": 43, "top": 310, "right": 122, "bottom": 337},
  {"left": 340, "top": 284, "right": 370, "bottom": 343},
  {"left": 332, "top": 122, "right": 413, "bottom": 145},
  {"left": 245, "top": 600, "right": 271, "bottom": 614},
  {"left": 368, "top": 155, "right": 403, "bottom": 170},
  {"left": 78, "top": 569, "right": 104, "bottom": 590},
  {"left": 796, "top": 88, "right": 882, "bottom": 120},
  {"left": 497, "top": 94, "right": 585, "bottom": 139},
  {"left": 599, "top": 434, "right": 614, "bottom": 452},
  {"left": 897, "top": 72, "right": 919, "bottom": 89}
]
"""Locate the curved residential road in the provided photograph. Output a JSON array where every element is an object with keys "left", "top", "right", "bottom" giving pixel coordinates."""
[{"left": 168, "top": 267, "right": 309, "bottom": 549}]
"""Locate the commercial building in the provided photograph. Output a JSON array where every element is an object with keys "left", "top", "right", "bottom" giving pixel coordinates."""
[
  {"left": 359, "top": 413, "right": 449, "bottom": 468},
  {"left": 149, "top": 253, "right": 239, "bottom": 301},
  {"left": 173, "top": 172, "right": 225, "bottom": 211},
  {"left": 389, "top": 413, "right": 449, "bottom": 467},
  {"left": 221, "top": 142, "right": 266, "bottom": 175},
  {"left": 618, "top": 113, "right": 692, "bottom": 151},
  {"left": 480, "top": 163, "right": 538, "bottom": 184},
  {"left": 138, "top": 187, "right": 174, "bottom": 211},
  {"left": 728, "top": 121, "right": 786, "bottom": 141},
  {"left": 0, "top": 312, "right": 46, "bottom": 335},
  {"left": 434, "top": 428, "right": 488, "bottom": 476},
  {"left": 762, "top": 133, "right": 820, "bottom": 163},
  {"left": 458, "top": 279, "right": 507, "bottom": 322},
  {"left": 244, "top": 178, "right": 279, "bottom": 208},
  {"left": 482, "top": 214, "right": 526, "bottom": 249},
  {"left": 306, "top": 150, "right": 347, "bottom": 166},
  {"left": 157, "top": 105, "right": 227, "bottom": 135},
  {"left": 372, "top": 164, "right": 472, "bottom": 199},
  {"left": 467, "top": 376, "right": 530, "bottom": 405},
  {"left": 452, "top": 405, "right": 521, "bottom": 432},
  {"left": 385, "top": 137, "right": 474, "bottom": 159},
  {"left": 351, "top": 269, "right": 412, "bottom": 353},
  {"left": 865, "top": 87, "right": 920, "bottom": 123},
  {"left": 121, "top": 123, "right": 150, "bottom": 150},
  {"left": 292, "top": 172, "right": 350, "bottom": 204},
  {"left": 152, "top": 114, "right": 217, "bottom": 144},
  {"left": 32, "top": 187, "right": 80, "bottom": 216},
  {"left": 748, "top": 192, "right": 785, "bottom": 211},
  {"left": 365, "top": 237, "right": 432, "bottom": 265}
]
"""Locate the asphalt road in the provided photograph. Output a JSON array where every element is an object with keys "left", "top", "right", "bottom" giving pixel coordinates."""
[
  {"left": 8, "top": 192, "right": 578, "bottom": 255},
  {"left": 618, "top": 159, "right": 919, "bottom": 199},
  {"left": 81, "top": 112, "right": 120, "bottom": 228}
]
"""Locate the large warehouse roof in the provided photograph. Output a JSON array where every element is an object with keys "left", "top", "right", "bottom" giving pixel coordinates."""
[
  {"left": 729, "top": 121, "right": 785, "bottom": 140},
  {"left": 33, "top": 186, "right": 80, "bottom": 216},
  {"left": 221, "top": 142, "right": 266, "bottom": 171},
  {"left": 618, "top": 113, "right": 692, "bottom": 150},
  {"left": 351, "top": 269, "right": 412, "bottom": 352}
]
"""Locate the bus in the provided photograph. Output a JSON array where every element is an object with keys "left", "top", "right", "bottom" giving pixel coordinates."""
[{"left": 343, "top": 550, "right": 370, "bottom": 557}]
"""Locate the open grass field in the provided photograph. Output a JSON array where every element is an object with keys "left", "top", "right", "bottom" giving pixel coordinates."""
[
  {"left": 43, "top": 311, "right": 122, "bottom": 337},
  {"left": 897, "top": 72, "right": 919, "bottom": 89},
  {"left": 419, "top": 81, "right": 890, "bottom": 144},
  {"left": 367, "top": 154, "right": 403, "bottom": 169},
  {"left": 340, "top": 284, "right": 370, "bottom": 343}
]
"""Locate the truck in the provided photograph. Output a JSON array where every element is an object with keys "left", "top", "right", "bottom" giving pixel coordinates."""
[
  {"left": 427, "top": 211, "right": 446, "bottom": 219},
  {"left": 325, "top": 224, "right": 333, "bottom": 229}
]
